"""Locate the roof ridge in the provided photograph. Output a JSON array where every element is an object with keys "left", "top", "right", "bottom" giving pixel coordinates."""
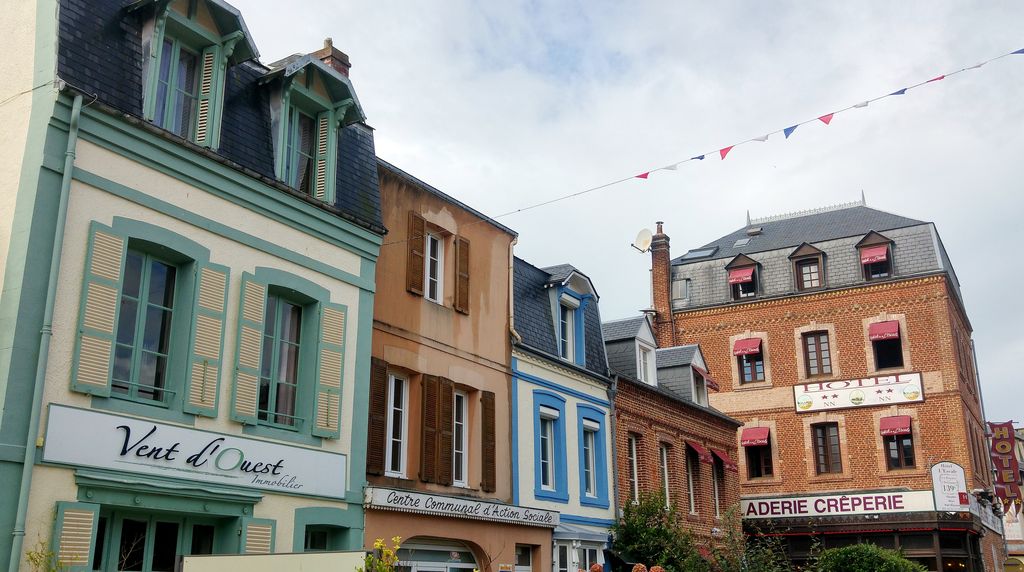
[{"left": 749, "top": 198, "right": 866, "bottom": 225}]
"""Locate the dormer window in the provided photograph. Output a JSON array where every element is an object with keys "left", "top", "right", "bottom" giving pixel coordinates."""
[
  {"left": 726, "top": 254, "right": 759, "bottom": 301},
  {"left": 137, "top": 0, "right": 257, "bottom": 148},
  {"left": 559, "top": 302, "right": 576, "bottom": 360},
  {"left": 856, "top": 231, "right": 894, "bottom": 281},
  {"left": 690, "top": 365, "right": 719, "bottom": 406},
  {"left": 637, "top": 343, "right": 656, "bottom": 385},
  {"left": 263, "top": 54, "right": 366, "bottom": 203}
]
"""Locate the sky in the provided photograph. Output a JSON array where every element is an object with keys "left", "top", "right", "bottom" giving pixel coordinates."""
[{"left": 230, "top": 1, "right": 1024, "bottom": 423}]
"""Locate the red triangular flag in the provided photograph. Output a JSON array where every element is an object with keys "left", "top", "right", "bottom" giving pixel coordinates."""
[
  {"left": 818, "top": 113, "right": 834, "bottom": 125},
  {"left": 927, "top": 75, "right": 945, "bottom": 83},
  {"left": 635, "top": 172, "right": 650, "bottom": 179},
  {"left": 719, "top": 146, "right": 733, "bottom": 160}
]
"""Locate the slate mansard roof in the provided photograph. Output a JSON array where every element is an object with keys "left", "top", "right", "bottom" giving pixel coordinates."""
[
  {"left": 512, "top": 258, "right": 608, "bottom": 379},
  {"left": 600, "top": 316, "right": 646, "bottom": 343},
  {"left": 673, "top": 205, "right": 925, "bottom": 266},
  {"left": 56, "top": 0, "right": 383, "bottom": 233}
]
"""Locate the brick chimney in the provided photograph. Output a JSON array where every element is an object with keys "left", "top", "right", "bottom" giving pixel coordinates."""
[
  {"left": 313, "top": 37, "right": 351, "bottom": 77},
  {"left": 650, "top": 221, "right": 676, "bottom": 347}
]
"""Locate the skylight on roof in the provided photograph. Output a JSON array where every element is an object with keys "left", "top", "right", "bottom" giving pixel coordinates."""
[
  {"left": 734, "top": 238, "right": 750, "bottom": 247},
  {"left": 681, "top": 247, "right": 717, "bottom": 260}
]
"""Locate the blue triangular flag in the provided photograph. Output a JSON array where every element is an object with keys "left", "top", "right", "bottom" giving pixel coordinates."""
[
  {"left": 692, "top": 155, "right": 705, "bottom": 160},
  {"left": 783, "top": 125, "right": 798, "bottom": 139},
  {"left": 890, "top": 88, "right": 907, "bottom": 96},
  {"left": 1014, "top": 48, "right": 1024, "bottom": 54}
]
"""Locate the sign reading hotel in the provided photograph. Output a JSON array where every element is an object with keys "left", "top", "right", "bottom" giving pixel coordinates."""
[
  {"left": 793, "top": 372, "right": 923, "bottom": 413},
  {"left": 42, "top": 405, "right": 347, "bottom": 499},
  {"left": 365, "top": 487, "right": 559, "bottom": 528},
  {"left": 742, "top": 491, "right": 934, "bottom": 519},
  {"left": 931, "top": 462, "right": 970, "bottom": 512}
]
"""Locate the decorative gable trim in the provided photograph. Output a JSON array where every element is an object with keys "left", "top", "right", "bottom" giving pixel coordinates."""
[
  {"left": 725, "top": 253, "right": 758, "bottom": 269},
  {"left": 788, "top": 242, "right": 824, "bottom": 260},
  {"left": 855, "top": 230, "right": 893, "bottom": 248}
]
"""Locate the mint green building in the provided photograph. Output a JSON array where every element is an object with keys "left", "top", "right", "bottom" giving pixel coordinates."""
[{"left": 0, "top": 1, "right": 383, "bottom": 569}]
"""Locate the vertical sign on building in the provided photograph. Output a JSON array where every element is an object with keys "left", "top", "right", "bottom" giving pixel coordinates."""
[
  {"left": 931, "top": 461, "right": 970, "bottom": 511},
  {"left": 988, "top": 421, "right": 1022, "bottom": 515}
]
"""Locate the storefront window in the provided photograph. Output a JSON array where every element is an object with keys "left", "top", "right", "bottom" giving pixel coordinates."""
[{"left": 93, "top": 511, "right": 221, "bottom": 571}]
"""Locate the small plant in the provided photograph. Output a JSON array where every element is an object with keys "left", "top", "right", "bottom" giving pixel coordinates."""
[
  {"left": 25, "top": 538, "right": 67, "bottom": 572},
  {"left": 360, "top": 536, "right": 403, "bottom": 572}
]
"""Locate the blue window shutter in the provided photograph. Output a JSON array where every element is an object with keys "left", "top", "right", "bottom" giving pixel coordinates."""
[
  {"left": 71, "top": 223, "right": 127, "bottom": 397},
  {"left": 184, "top": 263, "right": 230, "bottom": 416},
  {"left": 231, "top": 275, "right": 266, "bottom": 425},
  {"left": 312, "top": 302, "right": 346, "bottom": 438},
  {"left": 51, "top": 501, "right": 100, "bottom": 571},
  {"left": 240, "top": 517, "right": 276, "bottom": 554}
]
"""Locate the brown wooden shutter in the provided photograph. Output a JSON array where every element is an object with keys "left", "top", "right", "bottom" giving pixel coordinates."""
[
  {"left": 406, "top": 212, "right": 425, "bottom": 295},
  {"left": 367, "top": 357, "right": 389, "bottom": 476},
  {"left": 436, "top": 377, "right": 455, "bottom": 486},
  {"left": 481, "top": 390, "right": 496, "bottom": 492},
  {"left": 420, "top": 374, "right": 439, "bottom": 482},
  {"left": 454, "top": 236, "right": 470, "bottom": 314}
]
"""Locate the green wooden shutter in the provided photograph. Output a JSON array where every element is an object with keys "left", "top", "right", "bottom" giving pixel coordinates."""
[
  {"left": 184, "top": 263, "right": 230, "bottom": 417},
  {"left": 406, "top": 212, "right": 425, "bottom": 295},
  {"left": 366, "top": 357, "right": 389, "bottom": 475},
  {"left": 420, "top": 374, "right": 439, "bottom": 482},
  {"left": 231, "top": 275, "right": 266, "bottom": 425},
  {"left": 312, "top": 111, "right": 331, "bottom": 201},
  {"left": 239, "top": 517, "right": 275, "bottom": 554},
  {"left": 312, "top": 302, "right": 346, "bottom": 439},
  {"left": 193, "top": 45, "right": 220, "bottom": 147},
  {"left": 71, "top": 224, "right": 127, "bottom": 397},
  {"left": 436, "top": 377, "right": 455, "bottom": 486},
  {"left": 51, "top": 501, "right": 100, "bottom": 571}
]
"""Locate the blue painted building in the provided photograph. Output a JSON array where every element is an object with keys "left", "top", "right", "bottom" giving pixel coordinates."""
[{"left": 512, "top": 258, "right": 615, "bottom": 572}]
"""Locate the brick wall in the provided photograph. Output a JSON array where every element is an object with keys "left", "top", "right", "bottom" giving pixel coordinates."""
[
  {"left": 663, "top": 274, "right": 989, "bottom": 498},
  {"left": 614, "top": 378, "right": 742, "bottom": 540}
]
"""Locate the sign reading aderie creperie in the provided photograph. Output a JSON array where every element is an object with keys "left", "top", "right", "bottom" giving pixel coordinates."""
[
  {"left": 793, "top": 372, "right": 923, "bottom": 413},
  {"left": 365, "top": 487, "right": 559, "bottom": 528},
  {"left": 42, "top": 405, "right": 347, "bottom": 498},
  {"left": 742, "top": 491, "right": 934, "bottom": 519}
]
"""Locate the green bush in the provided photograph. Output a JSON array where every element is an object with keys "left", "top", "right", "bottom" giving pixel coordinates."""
[{"left": 813, "top": 543, "right": 925, "bottom": 572}]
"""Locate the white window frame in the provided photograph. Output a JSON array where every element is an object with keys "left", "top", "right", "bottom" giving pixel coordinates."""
[
  {"left": 555, "top": 542, "right": 570, "bottom": 572},
  {"left": 558, "top": 304, "right": 575, "bottom": 360},
  {"left": 582, "top": 426, "right": 597, "bottom": 497},
  {"left": 539, "top": 412, "right": 557, "bottom": 490},
  {"left": 424, "top": 232, "right": 443, "bottom": 304},
  {"left": 686, "top": 449, "right": 697, "bottom": 515},
  {"left": 692, "top": 369, "right": 709, "bottom": 406},
  {"left": 660, "top": 443, "right": 671, "bottom": 507},
  {"left": 713, "top": 459, "right": 722, "bottom": 518},
  {"left": 627, "top": 435, "right": 639, "bottom": 502},
  {"left": 453, "top": 391, "right": 468, "bottom": 487},
  {"left": 637, "top": 343, "right": 656, "bottom": 385},
  {"left": 384, "top": 374, "right": 408, "bottom": 478}
]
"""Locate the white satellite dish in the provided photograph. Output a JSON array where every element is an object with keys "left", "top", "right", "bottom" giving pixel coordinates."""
[{"left": 632, "top": 228, "right": 654, "bottom": 253}]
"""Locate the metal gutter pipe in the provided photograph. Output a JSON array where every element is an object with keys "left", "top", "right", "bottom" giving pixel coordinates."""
[{"left": 9, "top": 93, "right": 83, "bottom": 571}]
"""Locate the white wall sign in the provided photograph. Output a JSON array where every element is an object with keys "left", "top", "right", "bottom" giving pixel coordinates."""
[
  {"left": 931, "top": 461, "right": 970, "bottom": 512},
  {"left": 742, "top": 491, "right": 935, "bottom": 519},
  {"left": 365, "top": 487, "right": 559, "bottom": 528},
  {"left": 793, "top": 372, "right": 924, "bottom": 413},
  {"left": 42, "top": 405, "right": 347, "bottom": 499},
  {"left": 971, "top": 495, "right": 1006, "bottom": 534}
]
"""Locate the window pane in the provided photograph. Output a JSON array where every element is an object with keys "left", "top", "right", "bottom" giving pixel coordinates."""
[
  {"left": 116, "top": 298, "right": 139, "bottom": 345},
  {"left": 263, "top": 295, "right": 278, "bottom": 334},
  {"left": 257, "top": 377, "right": 271, "bottom": 421},
  {"left": 154, "top": 39, "right": 174, "bottom": 128},
  {"left": 123, "top": 251, "right": 143, "bottom": 298},
  {"left": 190, "top": 524, "right": 215, "bottom": 555},
  {"left": 172, "top": 48, "right": 198, "bottom": 137},
  {"left": 118, "top": 518, "right": 148, "bottom": 571},
  {"left": 278, "top": 342, "right": 299, "bottom": 383},
  {"left": 295, "top": 112, "right": 315, "bottom": 191},
  {"left": 280, "top": 302, "right": 302, "bottom": 343},
  {"left": 151, "top": 521, "right": 179, "bottom": 571},
  {"left": 147, "top": 261, "right": 176, "bottom": 308},
  {"left": 275, "top": 382, "right": 296, "bottom": 423},
  {"left": 142, "top": 306, "right": 173, "bottom": 353}
]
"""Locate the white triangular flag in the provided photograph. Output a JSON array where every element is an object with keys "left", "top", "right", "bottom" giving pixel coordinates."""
[
  {"left": 753, "top": 134, "right": 769, "bottom": 142},
  {"left": 663, "top": 163, "right": 679, "bottom": 171},
  {"left": 967, "top": 62, "right": 985, "bottom": 70},
  {"left": 853, "top": 101, "right": 869, "bottom": 108}
]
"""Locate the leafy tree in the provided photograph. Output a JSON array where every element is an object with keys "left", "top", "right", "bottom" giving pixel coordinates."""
[
  {"left": 813, "top": 543, "right": 925, "bottom": 572},
  {"left": 611, "top": 492, "right": 699, "bottom": 571}
]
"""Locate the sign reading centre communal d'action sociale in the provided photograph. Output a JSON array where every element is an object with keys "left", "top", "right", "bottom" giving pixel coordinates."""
[
  {"left": 41, "top": 405, "right": 347, "bottom": 498},
  {"left": 742, "top": 491, "right": 935, "bottom": 519}
]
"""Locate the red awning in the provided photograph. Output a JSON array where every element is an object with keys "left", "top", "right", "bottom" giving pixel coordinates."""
[
  {"left": 727, "top": 266, "right": 755, "bottom": 284},
  {"left": 868, "top": 320, "right": 901, "bottom": 341},
  {"left": 711, "top": 448, "right": 738, "bottom": 472},
  {"left": 740, "top": 427, "right": 770, "bottom": 447},
  {"left": 860, "top": 244, "right": 889, "bottom": 264},
  {"left": 692, "top": 365, "right": 720, "bottom": 392},
  {"left": 733, "top": 338, "right": 762, "bottom": 356},
  {"left": 880, "top": 415, "right": 912, "bottom": 436},
  {"left": 686, "top": 441, "right": 714, "bottom": 464}
]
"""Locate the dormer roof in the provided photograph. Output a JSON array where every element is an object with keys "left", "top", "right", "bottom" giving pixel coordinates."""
[
  {"left": 262, "top": 55, "right": 366, "bottom": 126},
  {"left": 788, "top": 242, "right": 824, "bottom": 259}
]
